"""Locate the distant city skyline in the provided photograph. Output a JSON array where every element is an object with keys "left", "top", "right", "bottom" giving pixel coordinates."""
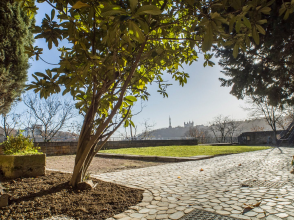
[{"left": 15, "top": 3, "right": 248, "bottom": 136}]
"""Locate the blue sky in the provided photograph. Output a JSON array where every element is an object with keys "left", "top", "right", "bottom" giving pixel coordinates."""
[{"left": 17, "top": 2, "right": 248, "bottom": 136}]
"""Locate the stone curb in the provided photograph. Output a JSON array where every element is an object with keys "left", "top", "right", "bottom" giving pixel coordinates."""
[{"left": 95, "top": 153, "right": 214, "bottom": 162}]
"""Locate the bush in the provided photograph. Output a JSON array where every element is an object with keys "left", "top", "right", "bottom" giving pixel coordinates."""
[{"left": 1, "top": 134, "right": 41, "bottom": 155}]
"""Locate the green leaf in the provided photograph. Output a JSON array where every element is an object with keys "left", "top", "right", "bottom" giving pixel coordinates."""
[
  {"left": 124, "top": 120, "right": 129, "bottom": 127},
  {"left": 279, "top": 5, "right": 286, "bottom": 16},
  {"left": 233, "top": 43, "right": 239, "bottom": 58},
  {"left": 45, "top": 13, "right": 50, "bottom": 21},
  {"left": 138, "top": 19, "right": 149, "bottom": 33},
  {"left": 130, "top": 0, "right": 138, "bottom": 12},
  {"left": 208, "top": 61, "right": 215, "bottom": 67},
  {"left": 45, "top": 69, "right": 52, "bottom": 78},
  {"left": 32, "top": 74, "right": 39, "bottom": 82},
  {"left": 242, "top": 16, "right": 251, "bottom": 29},
  {"left": 255, "top": 24, "right": 265, "bottom": 35},
  {"left": 48, "top": 39, "right": 52, "bottom": 49},
  {"left": 257, "top": 19, "right": 267, "bottom": 25},
  {"left": 252, "top": 26, "right": 259, "bottom": 45},
  {"left": 259, "top": 7, "right": 271, "bottom": 15},
  {"left": 101, "top": 5, "right": 125, "bottom": 16},
  {"left": 202, "top": 22, "right": 213, "bottom": 51},
  {"left": 62, "top": 88, "right": 70, "bottom": 95},
  {"left": 125, "top": 96, "right": 137, "bottom": 102},
  {"left": 51, "top": 9, "right": 55, "bottom": 20},
  {"left": 229, "top": 16, "right": 236, "bottom": 33},
  {"left": 203, "top": 61, "right": 207, "bottom": 67},
  {"left": 129, "top": 21, "right": 145, "bottom": 43},
  {"left": 136, "top": 5, "right": 162, "bottom": 15},
  {"left": 235, "top": 18, "right": 241, "bottom": 33},
  {"left": 284, "top": 9, "right": 290, "bottom": 20},
  {"left": 35, "top": 71, "right": 50, "bottom": 79},
  {"left": 72, "top": 1, "right": 89, "bottom": 9},
  {"left": 130, "top": 120, "right": 135, "bottom": 127}
]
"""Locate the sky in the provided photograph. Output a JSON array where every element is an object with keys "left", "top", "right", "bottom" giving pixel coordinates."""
[{"left": 14, "top": 2, "right": 249, "bottom": 136}]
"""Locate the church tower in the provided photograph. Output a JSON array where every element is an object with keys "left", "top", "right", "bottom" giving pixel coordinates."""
[{"left": 169, "top": 116, "right": 172, "bottom": 128}]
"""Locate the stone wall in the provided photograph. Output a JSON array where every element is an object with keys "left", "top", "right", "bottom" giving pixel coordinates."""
[
  {"left": 0, "top": 139, "right": 198, "bottom": 156},
  {"left": 238, "top": 131, "right": 283, "bottom": 145},
  {"left": 36, "top": 139, "right": 198, "bottom": 155},
  {"left": 36, "top": 142, "right": 78, "bottom": 155},
  {"left": 101, "top": 139, "right": 198, "bottom": 150}
]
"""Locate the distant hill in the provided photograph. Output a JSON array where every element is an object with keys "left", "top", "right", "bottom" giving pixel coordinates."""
[{"left": 138, "top": 118, "right": 285, "bottom": 140}]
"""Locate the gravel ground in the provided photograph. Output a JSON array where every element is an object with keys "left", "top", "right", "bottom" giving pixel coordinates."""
[{"left": 46, "top": 155, "right": 166, "bottom": 175}]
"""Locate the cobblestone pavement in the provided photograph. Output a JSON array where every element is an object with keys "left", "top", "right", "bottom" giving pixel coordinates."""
[{"left": 91, "top": 148, "right": 294, "bottom": 220}]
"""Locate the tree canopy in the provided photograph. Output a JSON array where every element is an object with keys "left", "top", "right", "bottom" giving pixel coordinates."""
[
  {"left": 18, "top": 0, "right": 294, "bottom": 185},
  {"left": 0, "top": 0, "right": 34, "bottom": 114},
  {"left": 215, "top": 0, "right": 294, "bottom": 106}
]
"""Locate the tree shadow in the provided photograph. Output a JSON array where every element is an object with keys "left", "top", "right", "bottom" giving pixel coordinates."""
[{"left": 11, "top": 181, "right": 71, "bottom": 204}]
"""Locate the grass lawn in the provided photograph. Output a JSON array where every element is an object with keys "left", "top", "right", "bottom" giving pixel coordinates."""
[{"left": 100, "top": 145, "right": 271, "bottom": 157}]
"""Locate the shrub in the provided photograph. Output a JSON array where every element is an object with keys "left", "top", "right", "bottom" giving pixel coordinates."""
[{"left": 1, "top": 134, "right": 41, "bottom": 155}]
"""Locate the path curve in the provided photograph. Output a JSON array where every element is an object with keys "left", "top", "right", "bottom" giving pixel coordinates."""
[{"left": 92, "top": 148, "right": 294, "bottom": 220}]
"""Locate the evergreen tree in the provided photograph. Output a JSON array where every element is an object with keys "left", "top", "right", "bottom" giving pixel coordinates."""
[
  {"left": 0, "top": 0, "right": 34, "bottom": 114},
  {"left": 215, "top": 0, "right": 294, "bottom": 106}
]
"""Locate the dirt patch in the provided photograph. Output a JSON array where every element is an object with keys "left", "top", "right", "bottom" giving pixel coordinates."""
[
  {"left": 46, "top": 155, "right": 166, "bottom": 174},
  {"left": 0, "top": 171, "right": 143, "bottom": 220}
]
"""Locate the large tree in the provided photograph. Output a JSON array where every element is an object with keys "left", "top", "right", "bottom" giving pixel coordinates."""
[
  {"left": 215, "top": 0, "right": 294, "bottom": 106},
  {"left": 244, "top": 95, "right": 287, "bottom": 152},
  {"left": 0, "top": 0, "right": 34, "bottom": 114},
  {"left": 209, "top": 115, "right": 240, "bottom": 143},
  {"left": 20, "top": 0, "right": 292, "bottom": 186},
  {"left": 23, "top": 94, "right": 76, "bottom": 142}
]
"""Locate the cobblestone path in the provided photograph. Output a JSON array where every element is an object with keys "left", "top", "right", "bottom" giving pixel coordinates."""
[{"left": 92, "top": 148, "right": 294, "bottom": 220}]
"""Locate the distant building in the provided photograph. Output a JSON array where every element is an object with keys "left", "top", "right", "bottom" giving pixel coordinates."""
[
  {"left": 23, "top": 124, "right": 43, "bottom": 138},
  {"left": 184, "top": 121, "right": 194, "bottom": 127}
]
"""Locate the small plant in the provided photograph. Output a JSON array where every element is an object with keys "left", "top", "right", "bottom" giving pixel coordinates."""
[
  {"left": 83, "top": 172, "right": 91, "bottom": 181},
  {"left": 1, "top": 134, "right": 41, "bottom": 155}
]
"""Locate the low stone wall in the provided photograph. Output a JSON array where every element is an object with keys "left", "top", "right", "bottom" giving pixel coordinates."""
[
  {"left": 0, "top": 140, "right": 198, "bottom": 156},
  {"left": 36, "top": 142, "right": 78, "bottom": 155},
  {"left": 101, "top": 139, "right": 198, "bottom": 150},
  {"left": 35, "top": 139, "right": 198, "bottom": 156},
  {"left": 238, "top": 131, "right": 283, "bottom": 145}
]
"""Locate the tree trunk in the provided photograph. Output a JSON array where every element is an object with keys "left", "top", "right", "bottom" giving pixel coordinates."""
[
  {"left": 3, "top": 115, "right": 7, "bottom": 141},
  {"left": 273, "top": 130, "right": 278, "bottom": 145},
  {"left": 69, "top": 40, "right": 146, "bottom": 187},
  {"left": 70, "top": 141, "right": 97, "bottom": 186}
]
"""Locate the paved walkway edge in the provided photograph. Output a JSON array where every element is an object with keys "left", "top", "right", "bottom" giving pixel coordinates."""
[{"left": 95, "top": 153, "right": 214, "bottom": 162}]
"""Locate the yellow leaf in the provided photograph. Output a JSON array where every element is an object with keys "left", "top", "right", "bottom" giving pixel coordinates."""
[{"left": 72, "top": 1, "right": 89, "bottom": 9}]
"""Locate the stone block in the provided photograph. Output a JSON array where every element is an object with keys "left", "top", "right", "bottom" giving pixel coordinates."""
[
  {"left": 0, "top": 154, "right": 46, "bottom": 178},
  {"left": 0, "top": 194, "right": 9, "bottom": 207},
  {"left": 156, "top": 156, "right": 177, "bottom": 162},
  {"left": 0, "top": 183, "right": 9, "bottom": 208}
]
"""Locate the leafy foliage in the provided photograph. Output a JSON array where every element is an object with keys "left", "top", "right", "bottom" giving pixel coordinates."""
[
  {"left": 215, "top": 0, "right": 294, "bottom": 106},
  {"left": 2, "top": 133, "right": 41, "bottom": 155},
  {"left": 0, "top": 1, "right": 34, "bottom": 114}
]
